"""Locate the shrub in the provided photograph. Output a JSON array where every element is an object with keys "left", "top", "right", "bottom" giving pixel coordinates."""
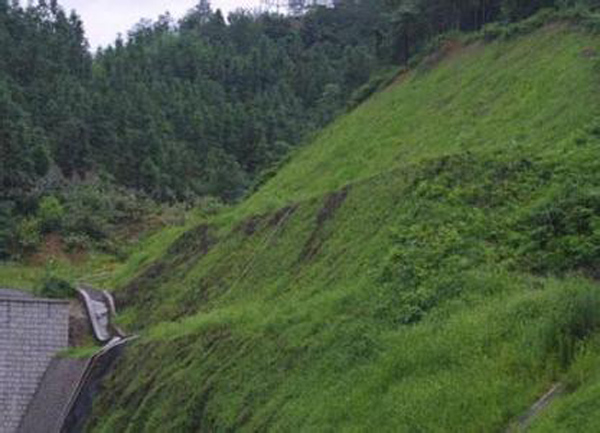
[
  {"left": 517, "top": 186, "right": 600, "bottom": 273},
  {"left": 16, "top": 217, "right": 41, "bottom": 254},
  {"left": 39, "top": 276, "right": 76, "bottom": 299},
  {"left": 537, "top": 283, "right": 600, "bottom": 369},
  {"left": 62, "top": 185, "right": 115, "bottom": 241},
  {"left": 63, "top": 233, "right": 92, "bottom": 253},
  {"left": 482, "top": 22, "right": 506, "bottom": 41},
  {"left": 38, "top": 195, "right": 65, "bottom": 233},
  {"left": 377, "top": 213, "right": 485, "bottom": 325},
  {"left": 0, "top": 202, "right": 15, "bottom": 259}
]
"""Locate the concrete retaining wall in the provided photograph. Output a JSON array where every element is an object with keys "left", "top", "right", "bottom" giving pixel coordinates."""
[{"left": 0, "top": 295, "right": 69, "bottom": 433}]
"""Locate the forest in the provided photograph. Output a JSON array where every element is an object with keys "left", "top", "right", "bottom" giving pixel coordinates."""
[{"left": 0, "top": 0, "right": 597, "bottom": 259}]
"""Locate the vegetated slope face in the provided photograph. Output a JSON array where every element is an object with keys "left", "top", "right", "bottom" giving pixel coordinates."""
[
  {"left": 247, "top": 24, "right": 597, "bottom": 211},
  {"left": 89, "top": 25, "right": 600, "bottom": 432}
]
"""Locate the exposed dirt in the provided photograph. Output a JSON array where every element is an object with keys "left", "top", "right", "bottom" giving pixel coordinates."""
[
  {"left": 235, "top": 215, "right": 265, "bottom": 236},
  {"left": 116, "top": 224, "right": 216, "bottom": 311},
  {"left": 29, "top": 233, "right": 89, "bottom": 265},
  {"left": 386, "top": 69, "right": 411, "bottom": 92},
  {"left": 267, "top": 205, "right": 298, "bottom": 228},
  {"left": 300, "top": 186, "right": 350, "bottom": 261},
  {"left": 420, "top": 39, "right": 463, "bottom": 71},
  {"left": 165, "top": 224, "right": 215, "bottom": 262},
  {"left": 234, "top": 205, "right": 298, "bottom": 237},
  {"left": 68, "top": 299, "right": 93, "bottom": 347},
  {"left": 317, "top": 186, "right": 350, "bottom": 226},
  {"left": 113, "top": 261, "right": 165, "bottom": 311}
]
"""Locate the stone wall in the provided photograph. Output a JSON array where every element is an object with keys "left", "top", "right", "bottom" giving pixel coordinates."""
[{"left": 0, "top": 295, "right": 69, "bottom": 433}]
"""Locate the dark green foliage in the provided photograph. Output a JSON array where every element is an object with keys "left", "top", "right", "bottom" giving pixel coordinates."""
[
  {"left": 0, "top": 1, "right": 91, "bottom": 195},
  {"left": 82, "top": 26, "right": 600, "bottom": 431},
  {"left": 39, "top": 275, "right": 75, "bottom": 299},
  {"left": 0, "top": 1, "right": 390, "bottom": 254},
  {"left": 0, "top": 79, "right": 50, "bottom": 195},
  {"left": 0, "top": 201, "right": 14, "bottom": 259},
  {"left": 519, "top": 185, "right": 600, "bottom": 274},
  {"left": 2, "top": 0, "right": 585, "bottom": 209},
  {"left": 382, "top": 0, "right": 600, "bottom": 62},
  {"left": 377, "top": 141, "right": 600, "bottom": 325},
  {"left": 86, "top": 4, "right": 383, "bottom": 201},
  {"left": 379, "top": 220, "right": 480, "bottom": 324},
  {"left": 59, "top": 184, "right": 157, "bottom": 245},
  {"left": 5, "top": 183, "right": 156, "bottom": 256},
  {"left": 38, "top": 196, "right": 65, "bottom": 233},
  {"left": 2, "top": 0, "right": 596, "bottom": 262}
]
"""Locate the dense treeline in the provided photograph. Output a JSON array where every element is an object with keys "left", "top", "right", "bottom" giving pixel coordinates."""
[
  {"left": 1, "top": 0, "right": 598, "bottom": 258},
  {"left": 0, "top": 0, "right": 91, "bottom": 197},
  {"left": 0, "top": 0, "right": 385, "bottom": 257},
  {"left": 1, "top": 0, "right": 386, "bottom": 204},
  {"left": 384, "top": 0, "right": 598, "bottom": 62},
  {"left": 90, "top": 2, "right": 383, "bottom": 200}
]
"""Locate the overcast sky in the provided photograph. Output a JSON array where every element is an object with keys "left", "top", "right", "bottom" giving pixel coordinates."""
[{"left": 56, "top": 1, "right": 263, "bottom": 49}]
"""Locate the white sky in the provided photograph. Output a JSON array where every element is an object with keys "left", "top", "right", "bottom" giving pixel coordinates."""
[{"left": 56, "top": 1, "right": 263, "bottom": 49}]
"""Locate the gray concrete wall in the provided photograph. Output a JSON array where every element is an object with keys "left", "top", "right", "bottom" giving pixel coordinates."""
[{"left": 0, "top": 297, "right": 69, "bottom": 433}]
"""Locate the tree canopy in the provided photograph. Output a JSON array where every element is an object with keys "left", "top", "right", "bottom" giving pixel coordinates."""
[{"left": 3, "top": 0, "right": 594, "bottom": 205}]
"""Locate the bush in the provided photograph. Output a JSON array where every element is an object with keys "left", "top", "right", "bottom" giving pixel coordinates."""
[
  {"left": 38, "top": 195, "right": 65, "bottom": 232},
  {"left": 0, "top": 202, "right": 15, "bottom": 259},
  {"left": 63, "top": 233, "right": 92, "bottom": 253},
  {"left": 16, "top": 217, "right": 41, "bottom": 254},
  {"left": 39, "top": 276, "right": 76, "bottom": 299},
  {"left": 537, "top": 283, "right": 600, "bottom": 369},
  {"left": 190, "top": 196, "right": 224, "bottom": 219},
  {"left": 62, "top": 186, "right": 113, "bottom": 241},
  {"left": 481, "top": 8, "right": 559, "bottom": 41},
  {"left": 378, "top": 218, "right": 481, "bottom": 324},
  {"left": 517, "top": 186, "right": 600, "bottom": 273}
]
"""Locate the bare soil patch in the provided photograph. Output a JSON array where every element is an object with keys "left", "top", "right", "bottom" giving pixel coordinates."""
[{"left": 300, "top": 186, "right": 350, "bottom": 261}]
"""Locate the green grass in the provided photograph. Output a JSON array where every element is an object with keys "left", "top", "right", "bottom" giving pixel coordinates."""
[
  {"left": 0, "top": 262, "right": 45, "bottom": 290},
  {"left": 87, "top": 24, "right": 600, "bottom": 432},
  {"left": 0, "top": 253, "right": 118, "bottom": 293},
  {"left": 0, "top": 206, "right": 210, "bottom": 296},
  {"left": 240, "top": 24, "right": 598, "bottom": 214}
]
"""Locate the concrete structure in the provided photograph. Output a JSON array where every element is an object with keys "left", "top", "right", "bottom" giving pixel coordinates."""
[
  {"left": 78, "top": 285, "right": 123, "bottom": 343},
  {"left": 18, "top": 357, "right": 89, "bottom": 433},
  {"left": 0, "top": 289, "right": 69, "bottom": 433}
]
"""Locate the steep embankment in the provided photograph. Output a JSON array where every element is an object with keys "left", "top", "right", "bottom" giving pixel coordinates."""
[{"left": 89, "top": 25, "right": 600, "bottom": 432}]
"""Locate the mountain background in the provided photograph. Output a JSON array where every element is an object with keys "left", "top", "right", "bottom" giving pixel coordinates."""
[
  {"left": 4, "top": 1, "right": 600, "bottom": 431},
  {"left": 0, "top": 0, "right": 580, "bottom": 260}
]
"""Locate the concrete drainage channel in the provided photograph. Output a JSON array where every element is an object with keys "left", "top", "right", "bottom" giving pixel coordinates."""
[
  {"left": 58, "top": 335, "right": 137, "bottom": 432},
  {"left": 77, "top": 285, "right": 125, "bottom": 343},
  {"left": 14, "top": 285, "right": 135, "bottom": 433}
]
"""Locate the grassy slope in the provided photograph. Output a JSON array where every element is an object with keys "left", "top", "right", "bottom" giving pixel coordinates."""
[
  {"left": 0, "top": 254, "right": 119, "bottom": 292},
  {"left": 89, "top": 25, "right": 600, "bottom": 432}
]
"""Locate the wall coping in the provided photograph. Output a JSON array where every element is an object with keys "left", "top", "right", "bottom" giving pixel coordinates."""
[{"left": 0, "top": 297, "right": 70, "bottom": 305}]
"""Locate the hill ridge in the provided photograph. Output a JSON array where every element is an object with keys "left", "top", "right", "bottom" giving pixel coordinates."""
[{"left": 87, "top": 24, "right": 600, "bottom": 432}]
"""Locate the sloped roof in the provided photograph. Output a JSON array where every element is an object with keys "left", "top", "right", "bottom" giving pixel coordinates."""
[
  {"left": 17, "top": 358, "right": 90, "bottom": 433},
  {"left": 0, "top": 288, "right": 34, "bottom": 299}
]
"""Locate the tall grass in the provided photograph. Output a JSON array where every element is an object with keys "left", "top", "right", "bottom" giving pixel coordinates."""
[{"left": 88, "top": 25, "right": 600, "bottom": 432}]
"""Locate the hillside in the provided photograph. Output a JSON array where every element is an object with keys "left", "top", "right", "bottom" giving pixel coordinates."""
[{"left": 88, "top": 24, "right": 600, "bottom": 431}]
